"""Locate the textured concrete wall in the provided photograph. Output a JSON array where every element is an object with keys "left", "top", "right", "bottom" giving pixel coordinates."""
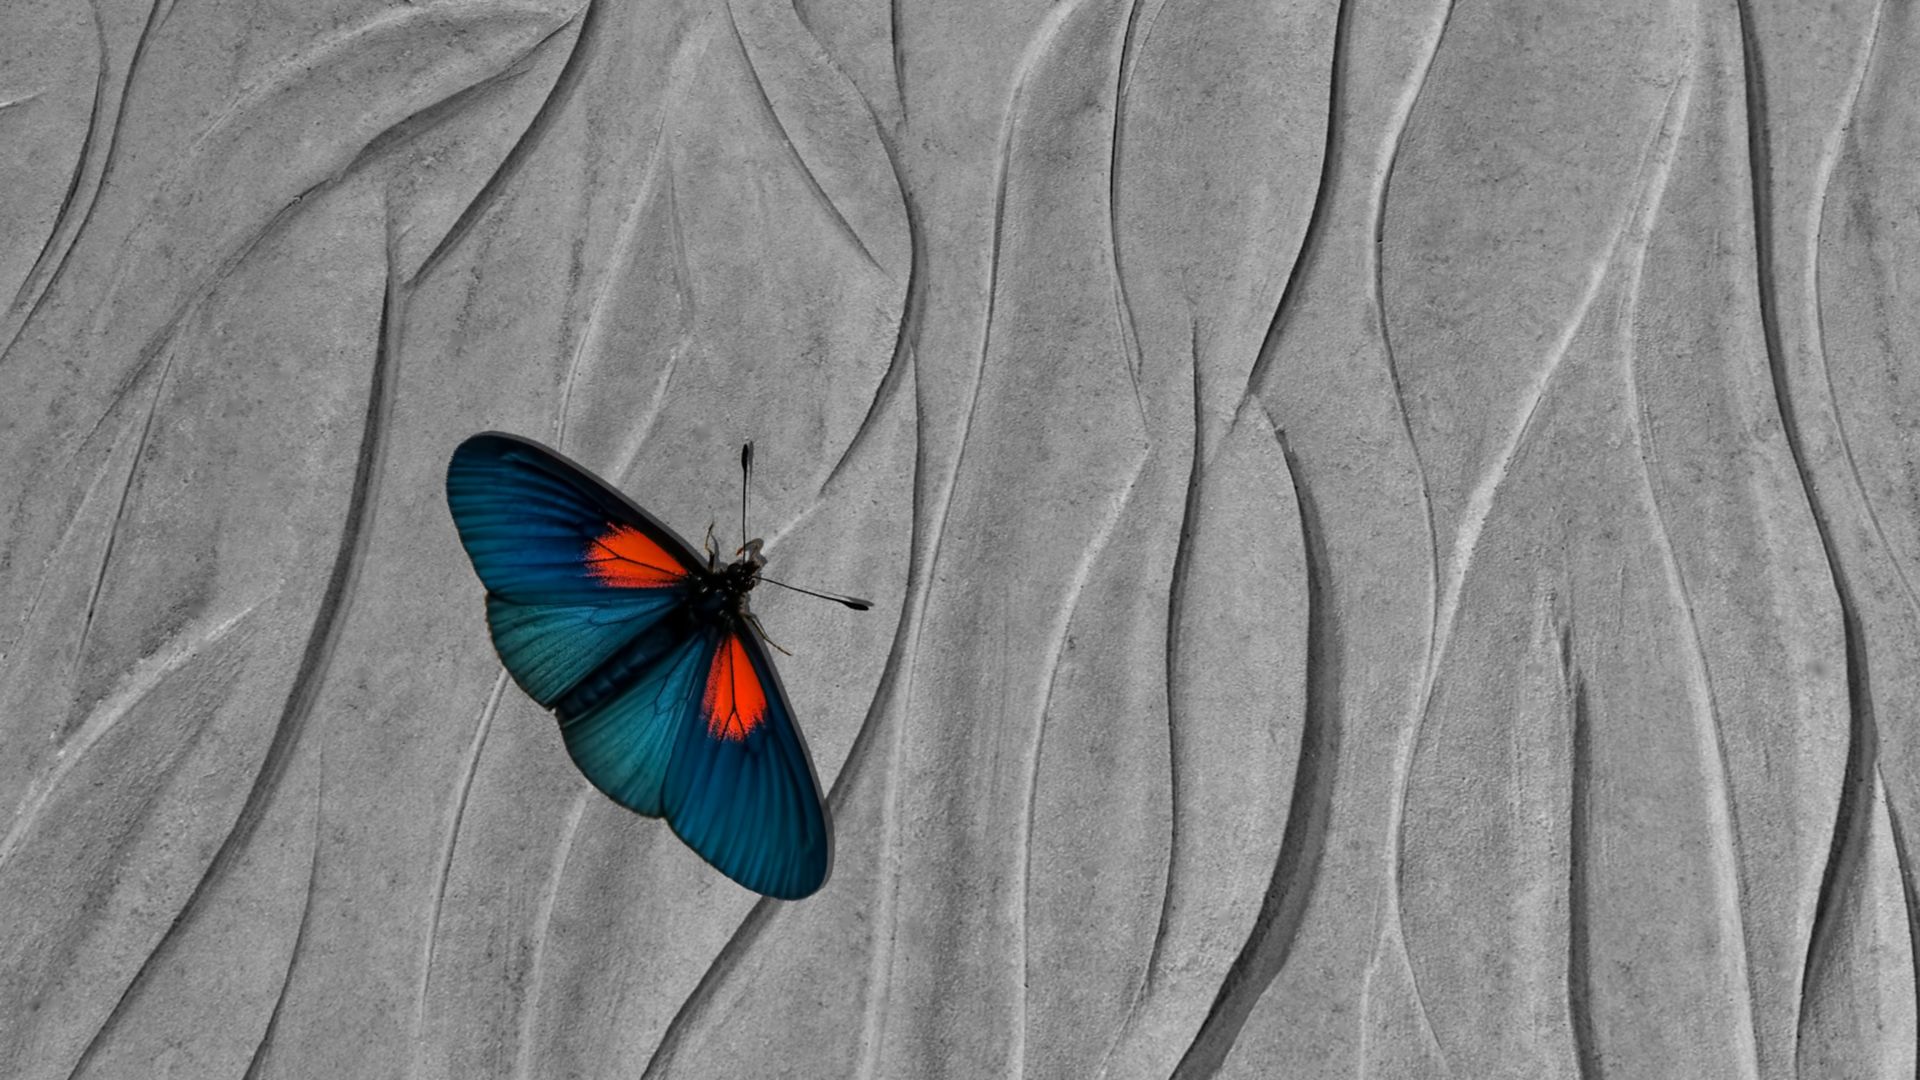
[{"left": 1, "top": 0, "right": 1915, "bottom": 1075}]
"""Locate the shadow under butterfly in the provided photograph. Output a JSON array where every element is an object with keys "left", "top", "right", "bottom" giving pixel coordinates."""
[{"left": 445, "top": 433, "right": 869, "bottom": 900}]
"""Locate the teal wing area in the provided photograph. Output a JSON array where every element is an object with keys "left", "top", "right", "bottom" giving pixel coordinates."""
[
  {"left": 446, "top": 432, "right": 703, "bottom": 706},
  {"left": 552, "top": 618, "right": 720, "bottom": 820},
  {"left": 485, "top": 593, "right": 685, "bottom": 707},
  {"left": 662, "top": 628, "right": 833, "bottom": 900}
]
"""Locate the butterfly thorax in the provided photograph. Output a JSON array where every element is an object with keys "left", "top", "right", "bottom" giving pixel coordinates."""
[
  {"left": 695, "top": 538, "right": 766, "bottom": 617},
  {"left": 720, "top": 559, "right": 760, "bottom": 595}
]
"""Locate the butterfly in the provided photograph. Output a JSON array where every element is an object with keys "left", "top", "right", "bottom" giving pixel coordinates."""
[{"left": 444, "top": 432, "right": 868, "bottom": 899}]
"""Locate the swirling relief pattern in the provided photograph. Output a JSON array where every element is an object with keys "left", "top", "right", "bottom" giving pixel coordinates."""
[{"left": 0, "top": 0, "right": 1912, "bottom": 1076}]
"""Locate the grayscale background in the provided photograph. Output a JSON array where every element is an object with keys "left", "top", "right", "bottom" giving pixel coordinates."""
[{"left": 2, "top": 0, "right": 1914, "bottom": 1075}]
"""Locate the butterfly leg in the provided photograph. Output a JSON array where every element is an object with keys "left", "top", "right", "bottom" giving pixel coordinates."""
[{"left": 744, "top": 611, "right": 793, "bottom": 657}]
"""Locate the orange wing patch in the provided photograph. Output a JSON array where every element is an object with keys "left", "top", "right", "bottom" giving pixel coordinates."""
[
  {"left": 585, "top": 524, "right": 686, "bottom": 588},
  {"left": 702, "top": 634, "right": 768, "bottom": 741}
]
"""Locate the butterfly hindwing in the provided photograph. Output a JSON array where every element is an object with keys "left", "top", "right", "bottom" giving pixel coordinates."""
[
  {"left": 662, "top": 627, "right": 832, "bottom": 900},
  {"left": 551, "top": 617, "right": 716, "bottom": 818},
  {"left": 485, "top": 594, "right": 684, "bottom": 707}
]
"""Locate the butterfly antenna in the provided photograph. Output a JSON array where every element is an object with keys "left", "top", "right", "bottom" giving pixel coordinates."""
[
  {"left": 740, "top": 440, "right": 753, "bottom": 551},
  {"left": 761, "top": 576, "right": 873, "bottom": 611}
]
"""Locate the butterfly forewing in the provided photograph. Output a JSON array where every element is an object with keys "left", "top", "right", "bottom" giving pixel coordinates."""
[
  {"left": 663, "top": 627, "right": 832, "bottom": 900},
  {"left": 446, "top": 432, "right": 703, "bottom": 605},
  {"left": 448, "top": 433, "right": 703, "bottom": 710}
]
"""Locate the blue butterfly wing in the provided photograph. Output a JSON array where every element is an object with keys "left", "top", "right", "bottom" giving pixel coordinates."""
[
  {"left": 446, "top": 432, "right": 703, "bottom": 604},
  {"left": 549, "top": 617, "right": 716, "bottom": 818},
  {"left": 446, "top": 432, "right": 703, "bottom": 706},
  {"left": 662, "top": 626, "right": 832, "bottom": 900},
  {"left": 447, "top": 431, "right": 832, "bottom": 899},
  {"left": 484, "top": 594, "right": 685, "bottom": 706}
]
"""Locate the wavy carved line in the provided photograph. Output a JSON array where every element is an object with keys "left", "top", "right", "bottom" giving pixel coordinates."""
[
  {"left": 64, "top": 206, "right": 402, "bottom": 1073},
  {"left": 855, "top": 8, "right": 1082, "bottom": 1072},
  {"left": 811, "top": 207, "right": 918, "bottom": 503},
  {"left": 609, "top": 163, "right": 696, "bottom": 479},
  {"left": 591, "top": 48, "right": 923, "bottom": 1059},
  {"left": 1014, "top": 443, "right": 1150, "bottom": 1075},
  {"left": 186, "top": 211, "right": 404, "bottom": 1070},
  {"left": 1242, "top": 0, "right": 1347, "bottom": 407},
  {"left": 50, "top": 5, "right": 568, "bottom": 449},
  {"left": 63, "top": 342, "right": 179, "bottom": 733},
  {"left": 68, "top": 0, "right": 563, "bottom": 379},
  {"left": 64, "top": 21, "right": 555, "bottom": 468},
  {"left": 1402, "top": 38, "right": 1696, "bottom": 770},
  {"left": 1794, "top": 0, "right": 1901, "bottom": 1052},
  {"left": 1103, "top": 0, "right": 1173, "bottom": 440},
  {"left": 1368, "top": 0, "right": 1452, "bottom": 695},
  {"left": 3, "top": 441, "right": 123, "bottom": 689},
  {"left": 5, "top": 0, "right": 106, "bottom": 322},
  {"left": 850, "top": 465, "right": 918, "bottom": 1080},
  {"left": 510, "top": 792, "right": 587, "bottom": 1080},
  {"left": 1416, "top": 84, "right": 1673, "bottom": 707},
  {"left": 813, "top": 83, "right": 920, "bottom": 500},
  {"left": 1372, "top": 29, "right": 1695, "bottom": 1076},
  {"left": 1802, "top": 0, "right": 1917, "bottom": 619},
  {"left": 0, "top": 603, "right": 256, "bottom": 870},
  {"left": 1795, "top": 608, "right": 1884, "bottom": 1067},
  {"left": 238, "top": 770, "right": 324, "bottom": 1080},
  {"left": 1878, "top": 778, "right": 1920, "bottom": 1039},
  {"left": 1723, "top": 13, "right": 1901, "bottom": 1059},
  {"left": 14, "top": 170, "right": 382, "bottom": 849},
  {"left": 726, "top": 0, "right": 883, "bottom": 275},
  {"left": 746, "top": 0, "right": 917, "bottom": 500},
  {"left": 1566, "top": 638, "right": 1598, "bottom": 1080},
  {"left": 1104, "top": 0, "right": 1156, "bottom": 432},
  {"left": 1355, "top": 0, "right": 1454, "bottom": 1057},
  {"left": 775, "top": 200, "right": 916, "bottom": 539},
  {"left": 888, "top": 0, "right": 906, "bottom": 126},
  {"left": 1622, "top": 450, "right": 1761, "bottom": 1080},
  {"left": 1117, "top": 0, "right": 1171, "bottom": 93},
  {"left": 553, "top": 13, "right": 711, "bottom": 450},
  {"left": 1616, "top": 46, "right": 1763, "bottom": 1073},
  {"left": 1168, "top": 421, "right": 1332, "bottom": 1080},
  {"left": 1104, "top": 316, "right": 1207, "bottom": 1076},
  {"left": 409, "top": 668, "right": 510, "bottom": 1067},
  {"left": 849, "top": 193, "right": 938, "bottom": 1080},
  {"left": 632, "top": 62, "right": 921, "bottom": 1080},
  {"left": 0, "top": 0, "right": 173, "bottom": 360},
  {"left": 410, "top": 0, "right": 594, "bottom": 287}
]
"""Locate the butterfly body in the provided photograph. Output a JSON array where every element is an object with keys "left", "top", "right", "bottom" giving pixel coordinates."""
[
  {"left": 445, "top": 432, "right": 834, "bottom": 900},
  {"left": 701, "top": 539, "right": 765, "bottom": 610}
]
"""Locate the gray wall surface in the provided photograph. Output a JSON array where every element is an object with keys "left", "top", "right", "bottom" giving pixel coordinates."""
[{"left": 2, "top": 0, "right": 1915, "bottom": 1075}]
